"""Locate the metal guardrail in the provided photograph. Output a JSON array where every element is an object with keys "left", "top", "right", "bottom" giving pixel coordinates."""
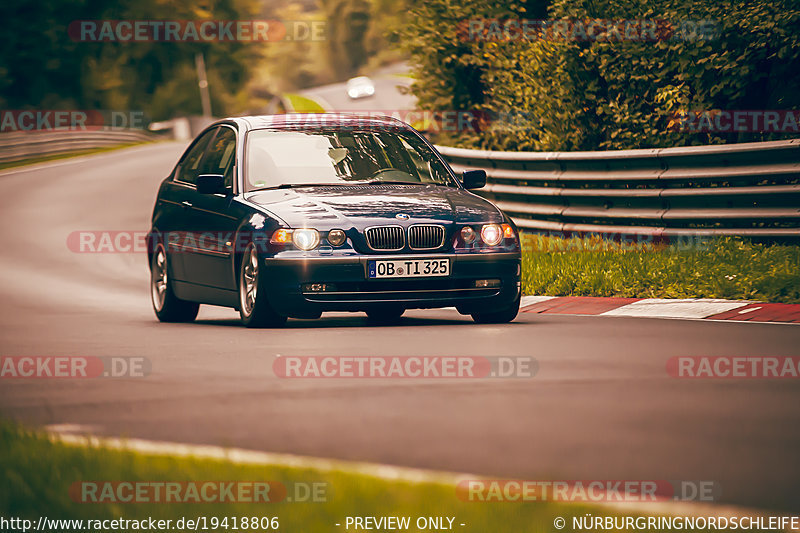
[
  {"left": 0, "top": 130, "right": 155, "bottom": 164},
  {"left": 3, "top": 128, "right": 797, "bottom": 240},
  {"left": 437, "top": 139, "right": 800, "bottom": 240}
]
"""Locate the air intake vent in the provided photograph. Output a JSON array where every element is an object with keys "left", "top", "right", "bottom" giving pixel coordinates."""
[
  {"left": 365, "top": 226, "right": 405, "bottom": 250},
  {"left": 408, "top": 225, "right": 445, "bottom": 250}
]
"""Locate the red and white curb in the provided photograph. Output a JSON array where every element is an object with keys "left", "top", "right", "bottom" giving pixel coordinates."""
[{"left": 520, "top": 296, "right": 800, "bottom": 324}]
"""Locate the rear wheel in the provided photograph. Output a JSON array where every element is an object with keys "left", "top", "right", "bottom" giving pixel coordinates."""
[
  {"left": 150, "top": 243, "right": 199, "bottom": 323},
  {"left": 239, "top": 243, "right": 287, "bottom": 328},
  {"left": 471, "top": 296, "right": 520, "bottom": 324},
  {"left": 365, "top": 306, "right": 405, "bottom": 324}
]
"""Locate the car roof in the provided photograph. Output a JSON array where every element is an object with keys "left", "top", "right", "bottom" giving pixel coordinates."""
[{"left": 224, "top": 113, "right": 412, "bottom": 132}]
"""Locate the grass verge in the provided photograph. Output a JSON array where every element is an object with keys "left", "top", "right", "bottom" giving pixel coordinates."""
[
  {"left": 283, "top": 93, "right": 327, "bottom": 113},
  {"left": 521, "top": 235, "right": 800, "bottom": 303},
  {"left": 0, "top": 142, "right": 153, "bottom": 171},
  {"left": 0, "top": 421, "right": 720, "bottom": 532}
]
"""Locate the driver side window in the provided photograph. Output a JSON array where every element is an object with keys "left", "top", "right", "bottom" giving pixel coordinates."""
[
  {"left": 199, "top": 126, "right": 237, "bottom": 189},
  {"left": 175, "top": 128, "right": 217, "bottom": 185}
]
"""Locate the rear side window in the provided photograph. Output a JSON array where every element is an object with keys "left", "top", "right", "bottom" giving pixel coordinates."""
[
  {"left": 199, "top": 127, "right": 236, "bottom": 189},
  {"left": 175, "top": 128, "right": 217, "bottom": 185}
]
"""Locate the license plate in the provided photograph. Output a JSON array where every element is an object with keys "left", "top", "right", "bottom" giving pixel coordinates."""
[{"left": 368, "top": 258, "right": 450, "bottom": 278}]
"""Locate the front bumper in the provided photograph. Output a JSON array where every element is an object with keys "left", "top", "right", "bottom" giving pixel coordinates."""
[{"left": 262, "top": 252, "right": 521, "bottom": 316}]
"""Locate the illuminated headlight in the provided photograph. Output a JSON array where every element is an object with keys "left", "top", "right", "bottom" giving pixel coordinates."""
[
  {"left": 480, "top": 224, "right": 503, "bottom": 246},
  {"left": 327, "top": 229, "right": 346, "bottom": 246},
  {"left": 292, "top": 229, "right": 320, "bottom": 251}
]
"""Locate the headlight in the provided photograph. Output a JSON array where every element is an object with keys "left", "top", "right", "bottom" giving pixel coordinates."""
[
  {"left": 461, "top": 226, "right": 477, "bottom": 244},
  {"left": 327, "top": 229, "right": 346, "bottom": 246},
  {"left": 271, "top": 228, "right": 321, "bottom": 250},
  {"left": 292, "top": 229, "right": 320, "bottom": 250},
  {"left": 480, "top": 224, "right": 503, "bottom": 246}
]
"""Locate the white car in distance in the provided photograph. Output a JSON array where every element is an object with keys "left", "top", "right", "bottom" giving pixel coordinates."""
[{"left": 346, "top": 76, "right": 375, "bottom": 99}]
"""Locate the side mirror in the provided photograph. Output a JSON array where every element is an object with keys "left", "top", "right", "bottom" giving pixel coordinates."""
[
  {"left": 196, "top": 174, "right": 226, "bottom": 194},
  {"left": 461, "top": 169, "right": 486, "bottom": 189}
]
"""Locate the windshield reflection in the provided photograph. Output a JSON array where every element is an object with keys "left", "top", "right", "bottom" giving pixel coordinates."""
[{"left": 245, "top": 128, "right": 456, "bottom": 191}]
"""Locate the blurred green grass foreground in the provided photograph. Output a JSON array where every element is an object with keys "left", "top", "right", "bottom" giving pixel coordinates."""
[
  {"left": 0, "top": 421, "right": 653, "bottom": 533},
  {"left": 521, "top": 235, "right": 800, "bottom": 303}
]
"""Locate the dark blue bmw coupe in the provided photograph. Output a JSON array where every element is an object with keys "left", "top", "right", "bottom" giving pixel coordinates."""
[{"left": 148, "top": 114, "right": 521, "bottom": 327}]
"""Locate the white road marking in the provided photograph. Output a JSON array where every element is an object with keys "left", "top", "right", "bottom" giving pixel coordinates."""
[
  {"left": 521, "top": 295, "right": 556, "bottom": 308},
  {"left": 738, "top": 306, "right": 762, "bottom": 314},
  {"left": 601, "top": 298, "right": 750, "bottom": 319},
  {"left": 44, "top": 423, "right": 100, "bottom": 434}
]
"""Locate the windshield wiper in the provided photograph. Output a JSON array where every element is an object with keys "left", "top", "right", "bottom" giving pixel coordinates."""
[
  {"left": 366, "top": 180, "right": 423, "bottom": 185},
  {"left": 366, "top": 180, "right": 454, "bottom": 187},
  {"left": 249, "top": 180, "right": 452, "bottom": 191},
  {"left": 250, "top": 182, "right": 346, "bottom": 191}
]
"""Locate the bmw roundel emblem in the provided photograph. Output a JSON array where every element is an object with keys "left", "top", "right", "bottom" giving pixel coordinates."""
[{"left": 396, "top": 213, "right": 410, "bottom": 220}]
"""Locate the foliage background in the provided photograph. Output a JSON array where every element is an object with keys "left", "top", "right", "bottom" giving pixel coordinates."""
[
  {"left": 400, "top": 0, "right": 800, "bottom": 150},
  {"left": 3, "top": 0, "right": 799, "bottom": 151},
  {"left": 0, "top": 0, "right": 407, "bottom": 121},
  {"left": 0, "top": 0, "right": 263, "bottom": 120}
]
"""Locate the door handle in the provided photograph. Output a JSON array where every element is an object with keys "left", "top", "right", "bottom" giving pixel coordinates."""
[{"left": 181, "top": 201, "right": 193, "bottom": 209}]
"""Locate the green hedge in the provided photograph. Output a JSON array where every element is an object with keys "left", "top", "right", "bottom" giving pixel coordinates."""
[
  {"left": 400, "top": 0, "right": 800, "bottom": 150},
  {"left": 521, "top": 236, "right": 800, "bottom": 303}
]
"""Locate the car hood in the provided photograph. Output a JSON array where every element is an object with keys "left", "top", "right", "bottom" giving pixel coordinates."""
[{"left": 244, "top": 184, "right": 503, "bottom": 228}]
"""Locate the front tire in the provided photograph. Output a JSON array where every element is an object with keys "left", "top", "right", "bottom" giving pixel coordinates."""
[
  {"left": 471, "top": 296, "right": 520, "bottom": 324},
  {"left": 150, "top": 243, "right": 199, "bottom": 323},
  {"left": 238, "top": 243, "right": 287, "bottom": 328}
]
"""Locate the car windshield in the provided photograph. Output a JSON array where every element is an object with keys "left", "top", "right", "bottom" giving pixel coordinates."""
[{"left": 245, "top": 128, "right": 456, "bottom": 191}]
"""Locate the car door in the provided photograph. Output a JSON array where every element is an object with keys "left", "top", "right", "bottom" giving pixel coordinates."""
[
  {"left": 182, "top": 125, "right": 242, "bottom": 290},
  {"left": 156, "top": 127, "right": 217, "bottom": 282}
]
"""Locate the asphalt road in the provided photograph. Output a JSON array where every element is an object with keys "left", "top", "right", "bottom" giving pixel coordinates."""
[
  {"left": 300, "top": 64, "right": 415, "bottom": 112},
  {"left": 1, "top": 143, "right": 799, "bottom": 512}
]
